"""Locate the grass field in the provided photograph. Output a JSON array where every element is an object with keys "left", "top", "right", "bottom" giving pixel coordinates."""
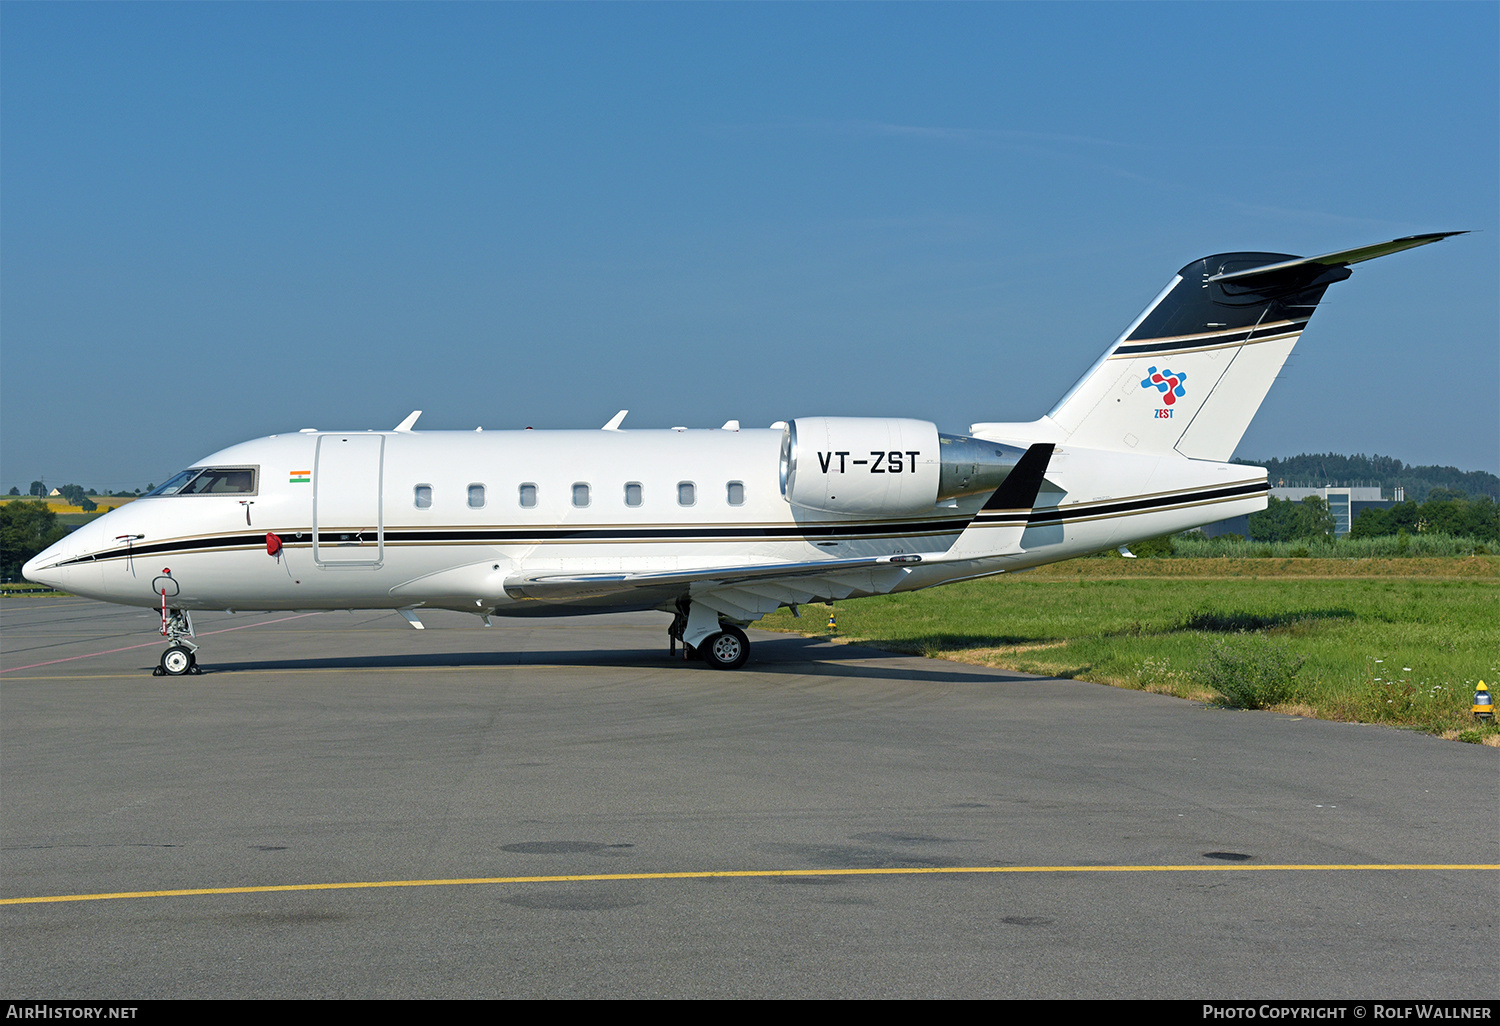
[
  {"left": 0, "top": 496, "right": 135, "bottom": 525},
  {"left": 759, "top": 557, "right": 1500, "bottom": 743}
]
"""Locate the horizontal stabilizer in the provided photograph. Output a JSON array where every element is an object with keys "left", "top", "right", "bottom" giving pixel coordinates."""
[{"left": 1207, "top": 232, "right": 1465, "bottom": 285}]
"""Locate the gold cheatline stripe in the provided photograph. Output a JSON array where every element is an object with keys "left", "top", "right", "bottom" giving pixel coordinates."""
[
  {"left": 1107, "top": 329, "right": 1303, "bottom": 360},
  {"left": 4, "top": 864, "right": 1494, "bottom": 906},
  {"left": 1120, "top": 318, "right": 1306, "bottom": 346}
]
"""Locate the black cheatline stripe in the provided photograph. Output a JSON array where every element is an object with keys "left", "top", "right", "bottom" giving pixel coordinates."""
[
  {"left": 1020, "top": 481, "right": 1266, "bottom": 524},
  {"left": 59, "top": 517, "right": 976, "bottom": 566},
  {"left": 968, "top": 480, "right": 1265, "bottom": 524},
  {"left": 56, "top": 533, "right": 270, "bottom": 566},
  {"left": 56, "top": 482, "right": 1268, "bottom": 567}
]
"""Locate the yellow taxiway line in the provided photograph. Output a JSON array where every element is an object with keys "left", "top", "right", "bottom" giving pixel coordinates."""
[{"left": 4, "top": 863, "right": 1495, "bottom": 906}]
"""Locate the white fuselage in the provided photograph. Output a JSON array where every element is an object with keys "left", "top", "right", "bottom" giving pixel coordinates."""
[{"left": 25, "top": 423, "right": 1266, "bottom": 618}]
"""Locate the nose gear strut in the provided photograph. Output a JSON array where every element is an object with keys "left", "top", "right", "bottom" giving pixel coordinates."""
[{"left": 155, "top": 600, "right": 201, "bottom": 676}]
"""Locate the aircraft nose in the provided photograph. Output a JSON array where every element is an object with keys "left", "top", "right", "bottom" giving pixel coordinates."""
[
  {"left": 22, "top": 543, "right": 67, "bottom": 589},
  {"left": 22, "top": 518, "right": 103, "bottom": 591}
]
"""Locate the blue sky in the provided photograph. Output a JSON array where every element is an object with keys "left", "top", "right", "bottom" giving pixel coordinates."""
[{"left": 3, "top": 2, "right": 1496, "bottom": 491}]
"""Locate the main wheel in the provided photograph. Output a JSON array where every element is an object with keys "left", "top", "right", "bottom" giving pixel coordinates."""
[
  {"left": 160, "top": 644, "right": 194, "bottom": 676},
  {"left": 699, "top": 626, "right": 750, "bottom": 670}
]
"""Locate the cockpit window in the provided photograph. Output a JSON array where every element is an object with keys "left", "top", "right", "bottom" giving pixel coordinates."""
[
  {"left": 144, "top": 467, "right": 258, "bottom": 497},
  {"left": 145, "top": 470, "right": 202, "bottom": 497}
]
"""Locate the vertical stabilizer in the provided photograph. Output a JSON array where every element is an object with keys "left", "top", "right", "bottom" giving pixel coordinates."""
[{"left": 1041, "top": 233, "right": 1461, "bottom": 462}]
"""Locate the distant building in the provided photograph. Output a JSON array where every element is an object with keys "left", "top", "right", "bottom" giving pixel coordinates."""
[
  {"left": 1271, "top": 486, "right": 1387, "bottom": 536},
  {"left": 1197, "top": 485, "right": 1393, "bottom": 539}
]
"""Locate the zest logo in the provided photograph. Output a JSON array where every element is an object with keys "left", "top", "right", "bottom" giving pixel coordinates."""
[{"left": 1141, "top": 366, "right": 1187, "bottom": 407}]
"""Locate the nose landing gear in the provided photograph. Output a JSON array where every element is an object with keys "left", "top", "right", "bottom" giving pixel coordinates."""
[{"left": 154, "top": 608, "right": 202, "bottom": 676}]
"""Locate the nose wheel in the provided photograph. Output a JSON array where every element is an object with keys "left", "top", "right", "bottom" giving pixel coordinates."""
[{"left": 155, "top": 643, "right": 200, "bottom": 676}]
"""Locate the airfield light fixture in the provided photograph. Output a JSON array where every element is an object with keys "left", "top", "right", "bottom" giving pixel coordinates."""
[{"left": 1473, "top": 682, "right": 1492, "bottom": 722}]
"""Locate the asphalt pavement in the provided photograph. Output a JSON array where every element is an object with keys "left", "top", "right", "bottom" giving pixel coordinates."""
[{"left": 2, "top": 597, "right": 1494, "bottom": 998}]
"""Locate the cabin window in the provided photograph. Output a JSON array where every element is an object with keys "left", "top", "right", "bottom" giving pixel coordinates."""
[
  {"left": 624, "top": 482, "right": 643, "bottom": 507},
  {"left": 414, "top": 485, "right": 433, "bottom": 509},
  {"left": 467, "top": 484, "right": 486, "bottom": 509},
  {"left": 519, "top": 483, "right": 538, "bottom": 508},
  {"left": 678, "top": 481, "right": 696, "bottom": 506},
  {"left": 572, "top": 483, "right": 591, "bottom": 507},
  {"left": 726, "top": 481, "right": 745, "bottom": 506}
]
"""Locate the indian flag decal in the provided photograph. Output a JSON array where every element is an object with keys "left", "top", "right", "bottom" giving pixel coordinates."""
[{"left": 289, "top": 470, "right": 311, "bottom": 484}]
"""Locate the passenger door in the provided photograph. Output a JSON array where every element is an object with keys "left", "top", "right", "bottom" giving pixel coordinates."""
[{"left": 313, "top": 434, "right": 384, "bottom": 568}]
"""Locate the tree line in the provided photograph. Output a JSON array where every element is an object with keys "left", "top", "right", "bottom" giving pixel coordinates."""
[
  {"left": 0, "top": 502, "right": 68, "bottom": 581},
  {"left": 1233, "top": 452, "right": 1499, "bottom": 501},
  {"left": 1247, "top": 494, "right": 1499, "bottom": 543}
]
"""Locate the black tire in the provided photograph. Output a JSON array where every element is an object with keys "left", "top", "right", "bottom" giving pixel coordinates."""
[
  {"left": 160, "top": 644, "right": 194, "bottom": 676},
  {"left": 699, "top": 626, "right": 749, "bottom": 670}
]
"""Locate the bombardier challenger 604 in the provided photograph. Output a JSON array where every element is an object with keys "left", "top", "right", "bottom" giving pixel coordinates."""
[{"left": 25, "top": 232, "right": 1461, "bottom": 673}]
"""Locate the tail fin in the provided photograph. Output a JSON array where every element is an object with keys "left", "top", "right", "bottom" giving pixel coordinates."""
[{"left": 1043, "top": 232, "right": 1462, "bottom": 462}]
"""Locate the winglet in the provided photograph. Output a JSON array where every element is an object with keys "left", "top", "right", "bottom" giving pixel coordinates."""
[
  {"left": 394, "top": 410, "right": 422, "bottom": 432},
  {"left": 980, "top": 443, "right": 1054, "bottom": 512},
  {"left": 942, "top": 443, "right": 1054, "bottom": 561},
  {"left": 602, "top": 410, "right": 628, "bottom": 431}
]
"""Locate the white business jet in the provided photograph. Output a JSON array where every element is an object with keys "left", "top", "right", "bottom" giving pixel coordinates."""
[{"left": 25, "top": 233, "right": 1460, "bottom": 674}]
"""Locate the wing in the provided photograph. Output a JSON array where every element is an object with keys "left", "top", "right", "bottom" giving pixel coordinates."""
[
  {"left": 504, "top": 552, "right": 920, "bottom": 600},
  {"left": 504, "top": 443, "right": 1056, "bottom": 618}
]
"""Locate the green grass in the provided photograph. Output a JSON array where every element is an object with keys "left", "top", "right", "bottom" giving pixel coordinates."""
[
  {"left": 0, "top": 582, "right": 65, "bottom": 594},
  {"left": 1170, "top": 533, "right": 1493, "bottom": 559},
  {"left": 760, "top": 565, "right": 1500, "bottom": 741}
]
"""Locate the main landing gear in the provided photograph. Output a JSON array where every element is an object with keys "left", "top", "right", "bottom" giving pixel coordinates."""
[
  {"left": 154, "top": 608, "right": 202, "bottom": 676},
  {"left": 700, "top": 624, "right": 750, "bottom": 670},
  {"left": 668, "top": 602, "right": 751, "bottom": 670}
]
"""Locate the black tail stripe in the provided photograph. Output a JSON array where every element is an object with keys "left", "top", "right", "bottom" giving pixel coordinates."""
[{"left": 1114, "top": 326, "right": 1303, "bottom": 357}]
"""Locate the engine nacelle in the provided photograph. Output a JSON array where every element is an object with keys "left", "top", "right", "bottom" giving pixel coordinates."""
[
  {"left": 780, "top": 417, "right": 940, "bottom": 516},
  {"left": 780, "top": 418, "right": 1027, "bottom": 516}
]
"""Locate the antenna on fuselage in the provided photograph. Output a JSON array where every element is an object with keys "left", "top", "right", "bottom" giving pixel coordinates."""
[
  {"left": 394, "top": 410, "right": 422, "bottom": 432},
  {"left": 602, "top": 410, "right": 628, "bottom": 431}
]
